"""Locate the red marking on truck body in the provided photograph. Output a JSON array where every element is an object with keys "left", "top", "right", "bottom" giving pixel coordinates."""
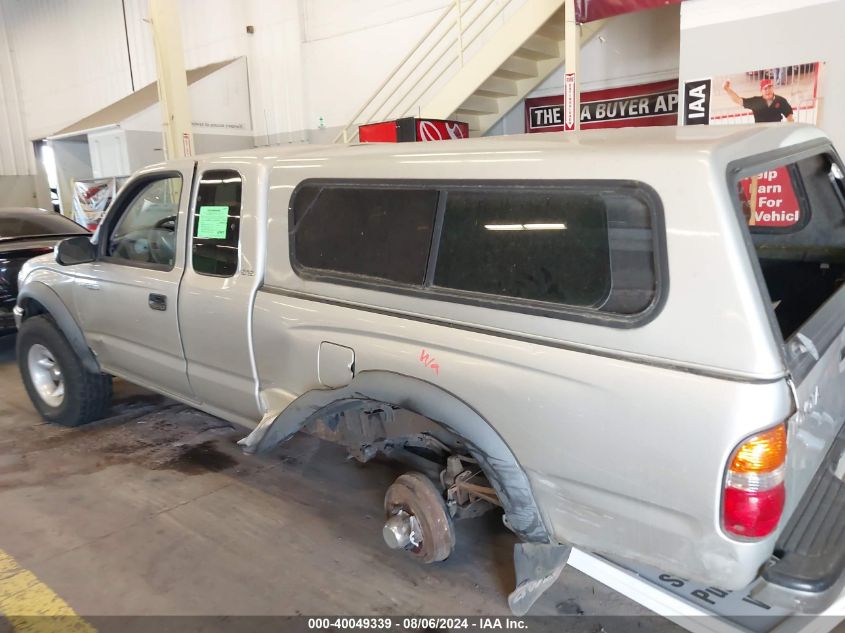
[{"left": 419, "top": 349, "right": 440, "bottom": 376}]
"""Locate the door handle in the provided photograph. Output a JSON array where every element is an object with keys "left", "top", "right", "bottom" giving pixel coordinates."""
[
  {"left": 148, "top": 293, "right": 167, "bottom": 311},
  {"left": 80, "top": 282, "right": 100, "bottom": 290}
]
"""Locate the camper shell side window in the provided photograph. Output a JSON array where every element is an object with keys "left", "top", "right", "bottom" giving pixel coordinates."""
[{"left": 289, "top": 179, "right": 666, "bottom": 327}]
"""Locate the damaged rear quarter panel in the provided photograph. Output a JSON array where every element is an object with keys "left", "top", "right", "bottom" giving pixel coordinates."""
[{"left": 251, "top": 289, "right": 794, "bottom": 588}]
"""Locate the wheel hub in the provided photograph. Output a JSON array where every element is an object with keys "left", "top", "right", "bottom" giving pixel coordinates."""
[
  {"left": 383, "top": 510, "right": 422, "bottom": 550},
  {"left": 27, "top": 343, "right": 65, "bottom": 408}
]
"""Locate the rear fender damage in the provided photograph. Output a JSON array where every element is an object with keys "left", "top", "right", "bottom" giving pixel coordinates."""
[{"left": 239, "top": 371, "right": 551, "bottom": 544}]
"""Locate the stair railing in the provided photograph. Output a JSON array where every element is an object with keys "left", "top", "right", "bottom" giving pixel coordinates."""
[{"left": 334, "top": 0, "right": 524, "bottom": 143}]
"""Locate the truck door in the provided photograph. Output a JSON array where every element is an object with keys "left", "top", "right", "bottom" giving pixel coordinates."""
[
  {"left": 72, "top": 164, "right": 195, "bottom": 399},
  {"left": 177, "top": 164, "right": 264, "bottom": 426}
]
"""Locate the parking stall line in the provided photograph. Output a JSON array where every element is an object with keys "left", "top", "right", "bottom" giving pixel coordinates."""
[{"left": 0, "top": 548, "right": 96, "bottom": 632}]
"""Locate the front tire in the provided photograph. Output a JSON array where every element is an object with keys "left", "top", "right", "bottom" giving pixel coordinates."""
[{"left": 17, "top": 315, "right": 112, "bottom": 426}]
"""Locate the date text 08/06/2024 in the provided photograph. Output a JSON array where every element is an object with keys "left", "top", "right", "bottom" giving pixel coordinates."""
[{"left": 307, "top": 617, "right": 528, "bottom": 630}]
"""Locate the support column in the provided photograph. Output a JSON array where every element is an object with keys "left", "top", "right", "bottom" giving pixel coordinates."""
[
  {"left": 564, "top": 0, "right": 580, "bottom": 131},
  {"left": 149, "top": 0, "right": 193, "bottom": 159}
]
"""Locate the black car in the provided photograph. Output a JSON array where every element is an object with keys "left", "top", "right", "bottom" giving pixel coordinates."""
[{"left": 0, "top": 208, "right": 89, "bottom": 334}]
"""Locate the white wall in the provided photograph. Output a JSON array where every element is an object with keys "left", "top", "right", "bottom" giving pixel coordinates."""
[
  {"left": 51, "top": 138, "right": 93, "bottom": 216},
  {"left": 124, "top": 130, "right": 164, "bottom": 172},
  {"left": 2, "top": 0, "right": 133, "bottom": 142},
  {"left": 490, "top": 3, "right": 682, "bottom": 135},
  {"left": 124, "top": 0, "right": 309, "bottom": 145},
  {"left": 1, "top": 0, "right": 457, "bottom": 158},
  {"left": 301, "top": 1, "right": 448, "bottom": 134},
  {"left": 0, "top": 176, "right": 37, "bottom": 206},
  {"left": 88, "top": 128, "right": 131, "bottom": 178},
  {"left": 0, "top": 1, "right": 34, "bottom": 177},
  {"left": 243, "top": 1, "right": 307, "bottom": 145},
  {"left": 679, "top": 0, "right": 845, "bottom": 150},
  {"left": 124, "top": 57, "right": 253, "bottom": 137}
]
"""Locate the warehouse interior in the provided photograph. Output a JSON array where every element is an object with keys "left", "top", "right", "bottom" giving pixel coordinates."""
[{"left": 1, "top": 1, "right": 844, "bottom": 631}]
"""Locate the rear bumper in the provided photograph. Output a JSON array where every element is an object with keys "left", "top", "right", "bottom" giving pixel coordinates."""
[{"left": 751, "top": 421, "right": 845, "bottom": 612}]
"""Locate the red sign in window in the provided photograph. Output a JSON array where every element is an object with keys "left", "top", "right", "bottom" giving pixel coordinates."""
[{"left": 739, "top": 167, "right": 802, "bottom": 228}]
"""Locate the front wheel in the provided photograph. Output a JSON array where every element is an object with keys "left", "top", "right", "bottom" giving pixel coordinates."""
[{"left": 17, "top": 315, "right": 112, "bottom": 426}]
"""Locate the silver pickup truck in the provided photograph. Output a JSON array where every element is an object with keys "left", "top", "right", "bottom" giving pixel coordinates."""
[{"left": 13, "top": 125, "right": 845, "bottom": 615}]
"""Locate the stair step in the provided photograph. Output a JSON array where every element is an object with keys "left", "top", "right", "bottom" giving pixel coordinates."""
[
  {"left": 494, "top": 56, "right": 538, "bottom": 80},
  {"left": 457, "top": 95, "right": 500, "bottom": 115},
  {"left": 517, "top": 34, "right": 561, "bottom": 60},
  {"left": 476, "top": 76, "right": 519, "bottom": 98},
  {"left": 537, "top": 9, "right": 566, "bottom": 40},
  {"left": 455, "top": 113, "right": 482, "bottom": 132}
]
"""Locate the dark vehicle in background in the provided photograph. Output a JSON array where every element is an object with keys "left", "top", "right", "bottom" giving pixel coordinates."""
[{"left": 0, "top": 208, "right": 88, "bottom": 334}]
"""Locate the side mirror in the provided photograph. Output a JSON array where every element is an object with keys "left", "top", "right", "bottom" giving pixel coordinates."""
[{"left": 56, "top": 236, "right": 96, "bottom": 266}]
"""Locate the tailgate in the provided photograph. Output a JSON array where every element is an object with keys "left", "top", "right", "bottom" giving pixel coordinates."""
[
  {"left": 759, "top": 412, "right": 845, "bottom": 611},
  {"left": 758, "top": 288, "right": 845, "bottom": 612}
]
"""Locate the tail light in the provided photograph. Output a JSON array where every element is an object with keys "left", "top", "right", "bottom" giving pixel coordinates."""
[{"left": 723, "top": 423, "right": 787, "bottom": 538}]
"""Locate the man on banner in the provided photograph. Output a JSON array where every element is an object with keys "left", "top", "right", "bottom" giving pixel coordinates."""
[{"left": 723, "top": 78, "right": 794, "bottom": 123}]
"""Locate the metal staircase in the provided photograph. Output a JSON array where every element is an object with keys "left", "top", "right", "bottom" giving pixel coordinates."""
[{"left": 334, "top": 0, "right": 606, "bottom": 142}]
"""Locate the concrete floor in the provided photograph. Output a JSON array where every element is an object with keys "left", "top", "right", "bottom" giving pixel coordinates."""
[{"left": 0, "top": 333, "right": 675, "bottom": 627}]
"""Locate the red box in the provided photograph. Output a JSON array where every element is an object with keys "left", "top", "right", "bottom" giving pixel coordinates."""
[{"left": 359, "top": 117, "right": 469, "bottom": 143}]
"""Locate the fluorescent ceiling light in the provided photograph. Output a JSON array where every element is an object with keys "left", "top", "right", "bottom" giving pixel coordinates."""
[
  {"left": 484, "top": 224, "right": 524, "bottom": 231},
  {"left": 525, "top": 223, "right": 566, "bottom": 230},
  {"left": 484, "top": 223, "right": 567, "bottom": 231}
]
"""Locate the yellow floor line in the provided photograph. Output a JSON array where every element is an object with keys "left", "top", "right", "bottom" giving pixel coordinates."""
[{"left": 0, "top": 548, "right": 96, "bottom": 633}]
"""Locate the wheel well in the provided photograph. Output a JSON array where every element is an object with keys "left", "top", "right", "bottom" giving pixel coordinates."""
[
  {"left": 19, "top": 297, "right": 47, "bottom": 319},
  {"left": 305, "top": 397, "right": 550, "bottom": 543},
  {"left": 16, "top": 285, "right": 101, "bottom": 374},
  {"left": 305, "top": 400, "right": 468, "bottom": 480},
  {"left": 307, "top": 400, "right": 464, "bottom": 454},
  {"left": 249, "top": 372, "right": 552, "bottom": 544}
]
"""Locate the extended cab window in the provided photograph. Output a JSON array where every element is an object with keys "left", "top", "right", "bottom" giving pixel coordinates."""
[
  {"left": 193, "top": 170, "right": 243, "bottom": 277},
  {"left": 737, "top": 153, "right": 845, "bottom": 338},
  {"left": 107, "top": 176, "right": 181, "bottom": 268}
]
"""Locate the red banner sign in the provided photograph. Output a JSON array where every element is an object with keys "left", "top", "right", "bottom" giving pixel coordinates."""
[
  {"left": 525, "top": 79, "right": 679, "bottom": 133},
  {"left": 575, "top": 0, "right": 683, "bottom": 24}
]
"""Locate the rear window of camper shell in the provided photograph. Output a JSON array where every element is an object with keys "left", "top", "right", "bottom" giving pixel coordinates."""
[{"left": 734, "top": 152, "right": 845, "bottom": 340}]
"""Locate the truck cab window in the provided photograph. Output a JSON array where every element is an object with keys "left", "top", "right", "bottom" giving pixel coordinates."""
[
  {"left": 107, "top": 176, "right": 182, "bottom": 268},
  {"left": 192, "top": 170, "right": 243, "bottom": 277}
]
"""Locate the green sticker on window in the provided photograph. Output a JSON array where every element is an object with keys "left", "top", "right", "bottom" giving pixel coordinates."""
[{"left": 197, "top": 205, "right": 229, "bottom": 239}]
